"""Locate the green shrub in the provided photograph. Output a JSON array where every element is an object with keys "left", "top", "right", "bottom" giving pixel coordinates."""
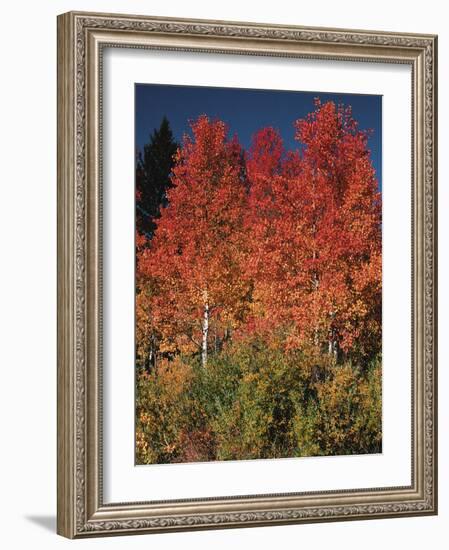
[
  {"left": 136, "top": 342, "right": 382, "bottom": 464},
  {"left": 294, "top": 358, "right": 382, "bottom": 456}
]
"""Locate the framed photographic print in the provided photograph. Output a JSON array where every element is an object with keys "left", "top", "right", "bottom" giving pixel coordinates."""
[{"left": 57, "top": 11, "right": 438, "bottom": 538}]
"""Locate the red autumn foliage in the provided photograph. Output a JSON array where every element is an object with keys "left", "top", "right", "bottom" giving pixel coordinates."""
[
  {"left": 243, "top": 100, "right": 381, "bottom": 357},
  {"left": 136, "top": 100, "right": 381, "bottom": 367},
  {"left": 137, "top": 115, "right": 251, "bottom": 365}
]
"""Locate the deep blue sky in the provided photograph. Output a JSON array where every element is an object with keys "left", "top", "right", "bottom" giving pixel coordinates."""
[{"left": 135, "top": 84, "right": 382, "bottom": 188}]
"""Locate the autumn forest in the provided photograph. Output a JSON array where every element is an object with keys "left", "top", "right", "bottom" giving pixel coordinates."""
[{"left": 135, "top": 92, "right": 382, "bottom": 464}]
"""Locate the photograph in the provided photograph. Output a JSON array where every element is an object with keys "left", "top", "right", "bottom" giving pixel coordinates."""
[{"left": 134, "top": 84, "right": 383, "bottom": 465}]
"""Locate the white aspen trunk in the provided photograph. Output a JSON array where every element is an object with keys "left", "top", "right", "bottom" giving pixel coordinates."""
[
  {"left": 328, "top": 338, "right": 337, "bottom": 358},
  {"left": 201, "top": 292, "right": 209, "bottom": 368},
  {"left": 328, "top": 326, "right": 333, "bottom": 356},
  {"left": 328, "top": 313, "right": 337, "bottom": 358}
]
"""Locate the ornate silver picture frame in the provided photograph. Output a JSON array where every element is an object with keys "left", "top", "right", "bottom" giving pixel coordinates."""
[{"left": 57, "top": 11, "right": 437, "bottom": 538}]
